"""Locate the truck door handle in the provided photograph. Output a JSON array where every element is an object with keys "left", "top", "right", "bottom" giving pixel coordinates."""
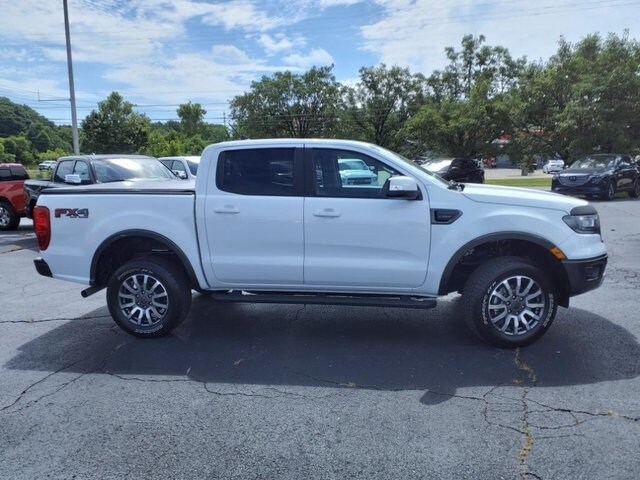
[
  {"left": 314, "top": 208, "right": 341, "bottom": 218},
  {"left": 213, "top": 205, "right": 240, "bottom": 214}
]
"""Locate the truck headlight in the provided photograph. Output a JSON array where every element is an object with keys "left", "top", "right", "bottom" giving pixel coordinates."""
[{"left": 563, "top": 214, "right": 600, "bottom": 234}]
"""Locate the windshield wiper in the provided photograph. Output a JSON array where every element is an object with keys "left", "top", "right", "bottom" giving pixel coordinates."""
[{"left": 447, "top": 181, "right": 465, "bottom": 191}]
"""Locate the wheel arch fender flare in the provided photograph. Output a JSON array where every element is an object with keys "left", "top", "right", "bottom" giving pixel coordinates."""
[
  {"left": 437, "top": 231, "right": 558, "bottom": 295},
  {"left": 90, "top": 229, "right": 199, "bottom": 288}
]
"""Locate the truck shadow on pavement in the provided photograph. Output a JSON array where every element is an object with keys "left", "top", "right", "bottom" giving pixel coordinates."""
[{"left": 5, "top": 295, "right": 640, "bottom": 405}]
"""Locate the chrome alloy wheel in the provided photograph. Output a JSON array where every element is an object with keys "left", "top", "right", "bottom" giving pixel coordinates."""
[
  {"left": 486, "top": 275, "right": 546, "bottom": 337},
  {"left": 117, "top": 273, "right": 169, "bottom": 327},
  {"left": 0, "top": 205, "right": 9, "bottom": 228}
]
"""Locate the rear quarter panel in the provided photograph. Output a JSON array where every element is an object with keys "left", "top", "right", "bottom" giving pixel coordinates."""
[{"left": 39, "top": 191, "right": 205, "bottom": 286}]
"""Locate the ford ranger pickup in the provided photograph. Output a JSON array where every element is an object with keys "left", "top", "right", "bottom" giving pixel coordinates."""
[{"left": 31, "top": 139, "right": 608, "bottom": 347}]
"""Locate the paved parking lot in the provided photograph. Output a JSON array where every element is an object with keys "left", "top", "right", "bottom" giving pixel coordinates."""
[{"left": 1, "top": 198, "right": 639, "bottom": 480}]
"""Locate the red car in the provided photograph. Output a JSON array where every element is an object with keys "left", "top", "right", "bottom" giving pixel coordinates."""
[{"left": 0, "top": 163, "right": 29, "bottom": 231}]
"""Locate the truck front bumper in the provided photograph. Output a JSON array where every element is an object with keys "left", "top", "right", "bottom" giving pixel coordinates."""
[{"left": 562, "top": 254, "right": 607, "bottom": 296}]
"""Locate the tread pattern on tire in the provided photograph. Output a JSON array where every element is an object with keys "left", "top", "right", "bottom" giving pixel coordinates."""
[
  {"left": 106, "top": 256, "right": 192, "bottom": 338},
  {"left": 461, "top": 256, "right": 558, "bottom": 348}
]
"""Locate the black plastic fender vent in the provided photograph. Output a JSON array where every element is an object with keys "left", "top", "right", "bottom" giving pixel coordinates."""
[{"left": 431, "top": 209, "right": 462, "bottom": 224}]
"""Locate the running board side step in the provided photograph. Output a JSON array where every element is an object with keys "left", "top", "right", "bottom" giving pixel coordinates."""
[{"left": 209, "top": 291, "right": 437, "bottom": 309}]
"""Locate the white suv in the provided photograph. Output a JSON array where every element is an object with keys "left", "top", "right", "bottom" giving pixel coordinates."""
[
  {"left": 542, "top": 159, "right": 565, "bottom": 173},
  {"left": 159, "top": 156, "right": 200, "bottom": 180}
]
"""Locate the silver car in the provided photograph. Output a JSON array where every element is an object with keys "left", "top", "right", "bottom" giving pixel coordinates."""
[{"left": 542, "top": 159, "right": 565, "bottom": 173}]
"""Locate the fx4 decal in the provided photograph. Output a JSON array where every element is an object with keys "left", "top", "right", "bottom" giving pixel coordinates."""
[{"left": 54, "top": 208, "right": 89, "bottom": 219}]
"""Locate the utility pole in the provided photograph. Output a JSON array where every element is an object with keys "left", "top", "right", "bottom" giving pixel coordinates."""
[{"left": 63, "top": 0, "right": 80, "bottom": 154}]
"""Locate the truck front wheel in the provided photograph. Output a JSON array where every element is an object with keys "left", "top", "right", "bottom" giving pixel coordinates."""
[
  {"left": 106, "top": 257, "right": 192, "bottom": 337},
  {"left": 462, "top": 257, "right": 558, "bottom": 348}
]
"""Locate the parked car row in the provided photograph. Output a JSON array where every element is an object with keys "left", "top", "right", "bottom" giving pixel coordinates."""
[
  {"left": 3, "top": 155, "right": 204, "bottom": 230},
  {"left": 23, "top": 154, "right": 181, "bottom": 219},
  {"left": 5, "top": 150, "right": 638, "bottom": 233}
]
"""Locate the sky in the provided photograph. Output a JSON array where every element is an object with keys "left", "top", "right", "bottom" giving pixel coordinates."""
[{"left": 1, "top": 0, "right": 639, "bottom": 126}]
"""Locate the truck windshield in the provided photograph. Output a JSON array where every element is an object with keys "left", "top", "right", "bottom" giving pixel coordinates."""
[{"left": 95, "top": 158, "right": 176, "bottom": 183}]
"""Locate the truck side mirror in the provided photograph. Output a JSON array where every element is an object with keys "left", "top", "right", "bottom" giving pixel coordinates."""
[{"left": 384, "top": 176, "right": 420, "bottom": 200}]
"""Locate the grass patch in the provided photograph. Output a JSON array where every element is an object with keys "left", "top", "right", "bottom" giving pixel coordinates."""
[
  {"left": 486, "top": 177, "right": 551, "bottom": 188},
  {"left": 27, "top": 169, "right": 53, "bottom": 180}
]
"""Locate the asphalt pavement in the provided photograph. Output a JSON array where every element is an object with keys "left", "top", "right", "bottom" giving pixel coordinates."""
[{"left": 1, "top": 200, "right": 639, "bottom": 480}]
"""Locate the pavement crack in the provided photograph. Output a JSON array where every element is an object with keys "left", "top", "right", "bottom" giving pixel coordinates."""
[
  {"left": 202, "top": 383, "right": 311, "bottom": 399},
  {"left": 101, "top": 372, "right": 194, "bottom": 384},
  {"left": 0, "top": 314, "right": 110, "bottom": 325},
  {"left": 514, "top": 347, "right": 537, "bottom": 385},
  {"left": 518, "top": 388, "right": 536, "bottom": 480},
  {"left": 525, "top": 398, "right": 640, "bottom": 423},
  {"left": 0, "top": 246, "right": 24, "bottom": 253},
  {"left": 290, "top": 371, "right": 386, "bottom": 391},
  {"left": 0, "top": 358, "right": 87, "bottom": 414}
]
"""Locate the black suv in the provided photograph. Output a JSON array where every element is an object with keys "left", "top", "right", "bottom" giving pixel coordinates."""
[
  {"left": 551, "top": 154, "right": 640, "bottom": 200},
  {"left": 419, "top": 157, "right": 485, "bottom": 184}
]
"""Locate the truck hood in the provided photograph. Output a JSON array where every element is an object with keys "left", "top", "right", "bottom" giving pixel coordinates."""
[
  {"left": 340, "top": 170, "right": 376, "bottom": 178},
  {"left": 460, "top": 183, "right": 587, "bottom": 212}
]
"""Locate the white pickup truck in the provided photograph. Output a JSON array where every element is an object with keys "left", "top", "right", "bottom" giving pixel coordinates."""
[{"left": 32, "top": 139, "right": 607, "bottom": 347}]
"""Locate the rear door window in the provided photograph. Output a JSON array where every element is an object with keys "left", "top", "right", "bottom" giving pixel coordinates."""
[{"left": 216, "top": 148, "right": 300, "bottom": 196}]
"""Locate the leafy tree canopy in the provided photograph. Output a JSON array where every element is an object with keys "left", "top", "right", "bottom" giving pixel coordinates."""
[
  {"left": 229, "top": 65, "right": 341, "bottom": 138},
  {"left": 81, "top": 92, "right": 151, "bottom": 154}
]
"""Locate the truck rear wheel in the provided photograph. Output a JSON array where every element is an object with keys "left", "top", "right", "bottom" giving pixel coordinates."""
[
  {"left": 106, "top": 256, "right": 192, "bottom": 337},
  {"left": 462, "top": 257, "right": 558, "bottom": 348},
  {"left": 0, "top": 201, "right": 19, "bottom": 231}
]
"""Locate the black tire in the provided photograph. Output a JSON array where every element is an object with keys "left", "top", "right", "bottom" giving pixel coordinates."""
[
  {"left": 462, "top": 257, "right": 558, "bottom": 348},
  {"left": 602, "top": 181, "right": 616, "bottom": 201},
  {"left": 0, "top": 201, "right": 19, "bottom": 231},
  {"left": 106, "top": 256, "right": 192, "bottom": 338},
  {"left": 629, "top": 179, "right": 640, "bottom": 198}
]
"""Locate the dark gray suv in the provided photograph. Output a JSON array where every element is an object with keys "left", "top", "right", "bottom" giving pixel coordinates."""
[{"left": 551, "top": 154, "right": 640, "bottom": 200}]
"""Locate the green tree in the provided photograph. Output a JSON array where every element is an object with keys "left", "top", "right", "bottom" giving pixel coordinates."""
[
  {"left": 81, "top": 92, "right": 151, "bottom": 153},
  {"left": 428, "top": 35, "right": 526, "bottom": 102},
  {"left": 404, "top": 81, "right": 512, "bottom": 157},
  {"left": 341, "top": 64, "right": 426, "bottom": 150},
  {"left": 512, "top": 33, "right": 640, "bottom": 161},
  {"left": 1, "top": 135, "right": 34, "bottom": 164},
  {"left": 229, "top": 65, "right": 341, "bottom": 138},
  {"left": 200, "top": 123, "right": 229, "bottom": 144},
  {"left": 404, "top": 36, "right": 521, "bottom": 158},
  {"left": 0, "top": 97, "right": 71, "bottom": 153},
  {"left": 26, "top": 124, "right": 52, "bottom": 152},
  {"left": 37, "top": 148, "right": 70, "bottom": 161},
  {"left": 0, "top": 143, "right": 13, "bottom": 162},
  {"left": 177, "top": 101, "right": 207, "bottom": 136}
]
